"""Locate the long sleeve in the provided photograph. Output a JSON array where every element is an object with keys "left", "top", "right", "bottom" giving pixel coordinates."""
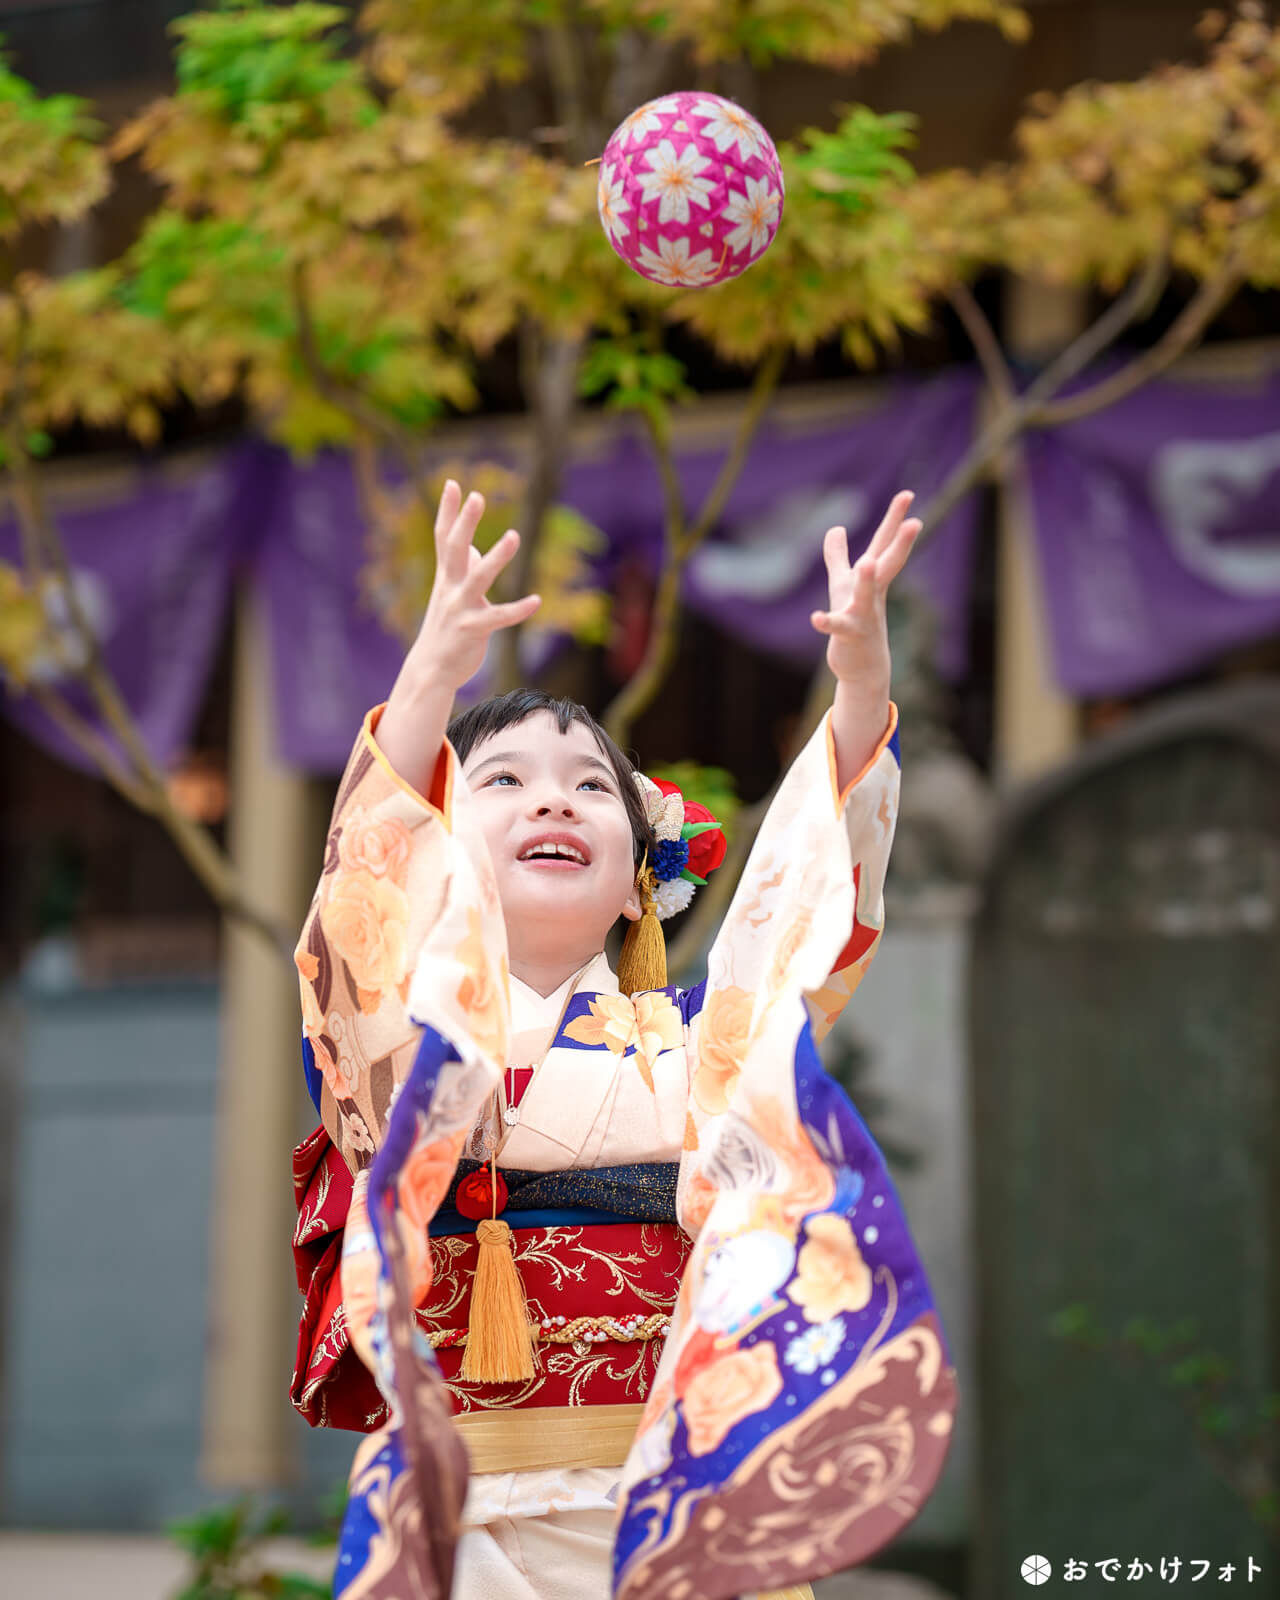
[
  {"left": 679, "top": 701, "right": 900, "bottom": 1197},
  {"left": 291, "top": 701, "right": 477, "bottom": 1430},
  {"left": 294, "top": 701, "right": 461, "bottom": 1172},
  {"left": 615, "top": 702, "right": 957, "bottom": 1600}
]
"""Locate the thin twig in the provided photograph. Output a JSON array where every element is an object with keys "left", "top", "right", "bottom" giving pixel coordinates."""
[
  {"left": 291, "top": 261, "right": 427, "bottom": 496},
  {"left": 601, "top": 345, "right": 786, "bottom": 746},
  {"left": 5, "top": 434, "right": 295, "bottom": 959},
  {"left": 26, "top": 680, "right": 153, "bottom": 810},
  {"left": 947, "top": 282, "right": 1015, "bottom": 407},
  {"left": 490, "top": 323, "right": 586, "bottom": 695},
  {"left": 678, "top": 345, "right": 786, "bottom": 561},
  {"left": 912, "top": 249, "right": 1171, "bottom": 542},
  {"left": 1031, "top": 258, "right": 1245, "bottom": 428},
  {"left": 669, "top": 253, "right": 1218, "bottom": 975}
]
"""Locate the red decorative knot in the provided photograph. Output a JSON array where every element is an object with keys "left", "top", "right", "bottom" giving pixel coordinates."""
[{"left": 455, "top": 1167, "right": 508, "bottom": 1221}]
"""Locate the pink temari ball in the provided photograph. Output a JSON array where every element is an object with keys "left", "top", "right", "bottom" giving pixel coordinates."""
[{"left": 597, "top": 92, "right": 784, "bottom": 288}]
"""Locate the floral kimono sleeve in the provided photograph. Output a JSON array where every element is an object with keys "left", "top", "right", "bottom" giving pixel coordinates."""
[
  {"left": 291, "top": 702, "right": 499, "bottom": 1431},
  {"left": 614, "top": 704, "right": 959, "bottom": 1600},
  {"left": 295, "top": 701, "right": 482, "bottom": 1170},
  {"left": 325, "top": 727, "right": 515, "bottom": 1600}
]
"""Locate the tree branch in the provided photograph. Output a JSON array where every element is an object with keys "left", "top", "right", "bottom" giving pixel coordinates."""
[
  {"left": 1031, "top": 257, "right": 1245, "bottom": 428},
  {"left": 291, "top": 261, "right": 428, "bottom": 495},
  {"left": 490, "top": 321, "right": 586, "bottom": 695},
  {"left": 667, "top": 253, "right": 1231, "bottom": 981},
  {"left": 26, "top": 679, "right": 153, "bottom": 810},
  {"left": 4, "top": 432, "right": 295, "bottom": 961},
  {"left": 948, "top": 281, "right": 1015, "bottom": 408},
  {"left": 601, "top": 345, "right": 786, "bottom": 746},
  {"left": 913, "top": 249, "right": 1171, "bottom": 541}
]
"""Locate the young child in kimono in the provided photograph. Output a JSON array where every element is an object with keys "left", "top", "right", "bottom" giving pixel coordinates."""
[{"left": 291, "top": 479, "right": 959, "bottom": 1600}]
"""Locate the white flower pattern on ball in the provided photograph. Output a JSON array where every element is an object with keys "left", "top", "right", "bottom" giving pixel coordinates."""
[
  {"left": 640, "top": 139, "right": 716, "bottom": 225},
  {"left": 599, "top": 91, "right": 783, "bottom": 288},
  {"left": 637, "top": 235, "right": 718, "bottom": 287},
  {"left": 619, "top": 102, "right": 666, "bottom": 147},
  {"left": 691, "top": 96, "right": 763, "bottom": 162},
  {"left": 723, "top": 175, "right": 781, "bottom": 257},
  {"left": 597, "top": 163, "right": 630, "bottom": 243}
]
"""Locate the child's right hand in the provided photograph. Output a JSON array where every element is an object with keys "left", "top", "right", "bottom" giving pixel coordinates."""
[{"left": 415, "top": 479, "right": 541, "bottom": 692}]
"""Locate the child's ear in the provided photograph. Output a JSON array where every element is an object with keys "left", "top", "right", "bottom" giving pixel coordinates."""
[{"left": 621, "top": 876, "right": 644, "bottom": 923}]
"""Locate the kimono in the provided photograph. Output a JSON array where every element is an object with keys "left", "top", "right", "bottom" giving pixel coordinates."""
[{"left": 291, "top": 700, "right": 958, "bottom": 1600}]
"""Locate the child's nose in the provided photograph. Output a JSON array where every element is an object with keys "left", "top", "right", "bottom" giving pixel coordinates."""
[{"left": 531, "top": 787, "right": 579, "bottom": 816}]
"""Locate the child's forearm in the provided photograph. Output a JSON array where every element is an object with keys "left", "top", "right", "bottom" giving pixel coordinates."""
[
  {"left": 831, "top": 676, "right": 892, "bottom": 794},
  {"left": 372, "top": 642, "right": 457, "bottom": 798}
]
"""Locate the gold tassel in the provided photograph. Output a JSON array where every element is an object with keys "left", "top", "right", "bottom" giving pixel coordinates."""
[
  {"left": 460, "top": 1162, "right": 536, "bottom": 1383},
  {"left": 617, "top": 852, "right": 667, "bottom": 997}
]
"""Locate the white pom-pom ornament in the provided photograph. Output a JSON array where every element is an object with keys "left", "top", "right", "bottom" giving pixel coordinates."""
[
  {"left": 654, "top": 877, "right": 696, "bottom": 920},
  {"left": 598, "top": 91, "right": 784, "bottom": 288}
]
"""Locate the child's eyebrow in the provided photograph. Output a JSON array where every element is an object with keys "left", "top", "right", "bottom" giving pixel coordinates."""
[{"left": 469, "top": 749, "right": 616, "bottom": 781}]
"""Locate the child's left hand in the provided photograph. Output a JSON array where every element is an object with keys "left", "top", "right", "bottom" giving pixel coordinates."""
[{"left": 810, "top": 490, "right": 922, "bottom": 688}]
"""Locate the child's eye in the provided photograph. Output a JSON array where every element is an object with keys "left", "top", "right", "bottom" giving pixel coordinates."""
[{"left": 486, "top": 773, "right": 518, "bottom": 786}]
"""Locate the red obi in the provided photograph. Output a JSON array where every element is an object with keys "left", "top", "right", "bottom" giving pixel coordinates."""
[{"left": 292, "top": 1125, "right": 691, "bottom": 1432}]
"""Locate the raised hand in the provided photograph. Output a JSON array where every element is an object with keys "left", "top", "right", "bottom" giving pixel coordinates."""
[
  {"left": 810, "top": 490, "right": 921, "bottom": 692},
  {"left": 418, "top": 479, "right": 542, "bottom": 693}
]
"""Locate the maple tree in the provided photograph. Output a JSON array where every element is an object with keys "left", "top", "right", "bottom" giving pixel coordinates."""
[{"left": 0, "top": 1, "right": 1277, "bottom": 966}]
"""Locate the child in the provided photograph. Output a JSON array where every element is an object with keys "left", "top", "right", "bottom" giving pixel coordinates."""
[{"left": 291, "top": 480, "right": 957, "bottom": 1599}]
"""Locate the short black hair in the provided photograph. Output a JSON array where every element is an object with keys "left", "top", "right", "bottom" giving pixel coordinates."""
[{"left": 447, "top": 688, "right": 656, "bottom": 870}]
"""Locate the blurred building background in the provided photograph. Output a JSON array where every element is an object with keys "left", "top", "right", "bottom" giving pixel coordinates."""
[{"left": 0, "top": 2, "right": 1276, "bottom": 1597}]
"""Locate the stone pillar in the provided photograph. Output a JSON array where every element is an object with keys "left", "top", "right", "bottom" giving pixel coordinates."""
[
  {"left": 993, "top": 278, "right": 1085, "bottom": 782},
  {"left": 201, "top": 582, "right": 315, "bottom": 1486}
]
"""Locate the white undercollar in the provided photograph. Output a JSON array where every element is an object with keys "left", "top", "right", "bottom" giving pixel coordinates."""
[{"left": 508, "top": 949, "right": 620, "bottom": 1031}]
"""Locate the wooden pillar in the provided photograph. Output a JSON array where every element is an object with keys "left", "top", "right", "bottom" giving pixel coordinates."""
[
  {"left": 201, "top": 582, "right": 314, "bottom": 1486},
  {"left": 993, "top": 278, "right": 1084, "bottom": 782}
]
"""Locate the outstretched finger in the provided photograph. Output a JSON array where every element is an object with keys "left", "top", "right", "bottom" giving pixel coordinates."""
[
  {"left": 468, "top": 528, "right": 522, "bottom": 595},
  {"left": 442, "top": 490, "right": 486, "bottom": 583},
  {"left": 867, "top": 490, "right": 915, "bottom": 561},
  {"left": 434, "top": 479, "right": 461, "bottom": 543},
  {"left": 822, "top": 524, "right": 851, "bottom": 580},
  {"left": 875, "top": 517, "right": 922, "bottom": 587},
  {"left": 482, "top": 593, "right": 542, "bottom": 630}
]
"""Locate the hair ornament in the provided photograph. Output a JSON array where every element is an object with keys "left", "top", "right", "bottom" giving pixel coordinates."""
[{"left": 617, "top": 772, "right": 727, "bottom": 996}]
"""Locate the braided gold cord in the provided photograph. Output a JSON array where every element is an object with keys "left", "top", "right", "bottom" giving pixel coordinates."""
[{"left": 428, "top": 1311, "right": 670, "bottom": 1350}]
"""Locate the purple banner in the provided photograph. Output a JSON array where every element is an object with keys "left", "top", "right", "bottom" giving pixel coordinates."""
[
  {"left": 1026, "top": 368, "right": 1280, "bottom": 697},
  {"left": 0, "top": 448, "right": 253, "bottom": 774},
  {"left": 1, "top": 375, "right": 982, "bottom": 777},
  {"left": 680, "top": 374, "right": 980, "bottom": 678},
  {"left": 256, "top": 449, "right": 410, "bottom": 772}
]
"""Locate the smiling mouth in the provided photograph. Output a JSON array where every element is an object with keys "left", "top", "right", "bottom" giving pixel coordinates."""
[{"left": 518, "top": 857, "right": 589, "bottom": 869}]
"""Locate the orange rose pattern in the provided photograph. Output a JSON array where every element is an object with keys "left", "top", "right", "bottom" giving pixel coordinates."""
[
  {"left": 452, "top": 905, "right": 507, "bottom": 1064},
  {"left": 338, "top": 806, "right": 412, "bottom": 885},
  {"left": 690, "top": 985, "right": 753, "bottom": 1114},
  {"left": 682, "top": 1341, "right": 783, "bottom": 1456},
  {"left": 320, "top": 870, "right": 409, "bottom": 999},
  {"left": 398, "top": 1133, "right": 464, "bottom": 1232},
  {"left": 791, "top": 1213, "right": 873, "bottom": 1323}
]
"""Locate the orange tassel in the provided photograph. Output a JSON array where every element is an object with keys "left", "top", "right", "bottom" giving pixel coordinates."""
[
  {"left": 617, "top": 854, "right": 667, "bottom": 997},
  {"left": 460, "top": 1172, "right": 536, "bottom": 1382}
]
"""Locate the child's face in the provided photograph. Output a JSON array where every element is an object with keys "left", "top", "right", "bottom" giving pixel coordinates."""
[{"left": 462, "top": 710, "right": 642, "bottom": 953}]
